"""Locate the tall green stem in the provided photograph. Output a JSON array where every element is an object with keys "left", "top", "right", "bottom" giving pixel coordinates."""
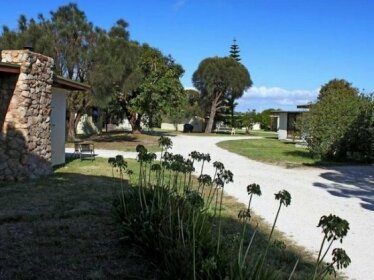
[
  {"left": 216, "top": 187, "right": 224, "bottom": 255},
  {"left": 313, "top": 236, "right": 327, "bottom": 280},
  {"left": 258, "top": 203, "right": 282, "bottom": 277}
]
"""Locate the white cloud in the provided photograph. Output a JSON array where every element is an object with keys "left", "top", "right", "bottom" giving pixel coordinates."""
[
  {"left": 242, "top": 86, "right": 318, "bottom": 100},
  {"left": 238, "top": 86, "right": 318, "bottom": 108}
]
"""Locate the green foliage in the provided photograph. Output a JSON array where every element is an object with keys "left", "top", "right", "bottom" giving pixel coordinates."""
[
  {"left": 274, "top": 190, "right": 291, "bottom": 207},
  {"left": 88, "top": 20, "right": 136, "bottom": 107},
  {"left": 185, "top": 89, "right": 205, "bottom": 118},
  {"left": 229, "top": 38, "right": 241, "bottom": 62},
  {"left": 192, "top": 57, "right": 252, "bottom": 133},
  {"left": 259, "top": 108, "right": 277, "bottom": 130},
  {"left": 313, "top": 215, "right": 350, "bottom": 279},
  {"left": 129, "top": 46, "right": 185, "bottom": 128},
  {"left": 318, "top": 79, "right": 359, "bottom": 101},
  {"left": 237, "top": 109, "right": 276, "bottom": 131},
  {"left": 239, "top": 110, "right": 260, "bottom": 132},
  {"left": 301, "top": 81, "right": 374, "bottom": 162},
  {"left": 0, "top": 3, "right": 186, "bottom": 135},
  {"left": 97, "top": 43, "right": 185, "bottom": 132}
]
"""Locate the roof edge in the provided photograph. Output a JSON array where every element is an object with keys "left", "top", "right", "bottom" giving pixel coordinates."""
[
  {"left": 0, "top": 62, "right": 20, "bottom": 74},
  {"left": 53, "top": 75, "right": 90, "bottom": 91}
]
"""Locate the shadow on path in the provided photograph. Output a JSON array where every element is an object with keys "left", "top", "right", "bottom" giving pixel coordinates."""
[{"left": 314, "top": 165, "right": 374, "bottom": 211}]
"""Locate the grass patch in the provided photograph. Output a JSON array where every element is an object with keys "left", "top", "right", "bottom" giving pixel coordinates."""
[
  {"left": 248, "top": 130, "right": 278, "bottom": 138},
  {"left": 217, "top": 138, "right": 323, "bottom": 167},
  {"left": 0, "top": 158, "right": 154, "bottom": 280}
]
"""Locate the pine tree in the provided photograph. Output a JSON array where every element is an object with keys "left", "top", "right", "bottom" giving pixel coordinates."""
[
  {"left": 230, "top": 38, "right": 241, "bottom": 62},
  {"left": 228, "top": 38, "right": 242, "bottom": 127}
]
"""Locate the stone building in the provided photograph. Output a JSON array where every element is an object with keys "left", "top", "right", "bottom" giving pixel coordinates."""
[{"left": 0, "top": 49, "right": 89, "bottom": 181}]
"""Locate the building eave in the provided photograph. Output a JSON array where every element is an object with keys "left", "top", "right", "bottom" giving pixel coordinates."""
[
  {"left": 271, "top": 110, "right": 305, "bottom": 114},
  {"left": 52, "top": 75, "right": 90, "bottom": 91},
  {"left": 0, "top": 62, "right": 20, "bottom": 74}
]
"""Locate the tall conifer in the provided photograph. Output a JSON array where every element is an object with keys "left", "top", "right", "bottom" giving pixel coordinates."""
[{"left": 230, "top": 38, "right": 241, "bottom": 62}]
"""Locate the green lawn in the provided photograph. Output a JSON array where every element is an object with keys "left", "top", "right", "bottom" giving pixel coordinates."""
[
  {"left": 217, "top": 138, "right": 319, "bottom": 167},
  {"left": 0, "top": 158, "right": 156, "bottom": 279},
  {"left": 0, "top": 157, "right": 325, "bottom": 279}
]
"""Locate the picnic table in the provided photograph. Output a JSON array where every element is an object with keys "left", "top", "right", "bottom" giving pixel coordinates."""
[{"left": 74, "top": 141, "right": 95, "bottom": 161}]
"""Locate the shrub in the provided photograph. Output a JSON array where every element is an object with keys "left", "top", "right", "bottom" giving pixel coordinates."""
[{"left": 301, "top": 92, "right": 374, "bottom": 162}]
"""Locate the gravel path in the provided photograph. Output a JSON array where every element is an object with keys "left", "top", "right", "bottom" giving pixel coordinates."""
[{"left": 66, "top": 135, "right": 374, "bottom": 279}]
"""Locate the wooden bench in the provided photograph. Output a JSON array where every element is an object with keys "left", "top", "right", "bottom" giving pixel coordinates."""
[
  {"left": 214, "top": 127, "right": 235, "bottom": 134},
  {"left": 74, "top": 142, "right": 95, "bottom": 161}
]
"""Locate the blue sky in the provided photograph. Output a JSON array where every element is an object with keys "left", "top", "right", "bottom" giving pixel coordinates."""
[{"left": 2, "top": 0, "right": 373, "bottom": 112}]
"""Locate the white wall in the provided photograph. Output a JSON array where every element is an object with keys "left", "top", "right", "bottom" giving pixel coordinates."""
[
  {"left": 51, "top": 88, "right": 67, "bottom": 166},
  {"left": 77, "top": 115, "right": 133, "bottom": 134},
  {"left": 277, "top": 112, "right": 288, "bottom": 140},
  {"left": 252, "top": 122, "right": 261, "bottom": 130},
  {"left": 161, "top": 123, "right": 178, "bottom": 131},
  {"left": 77, "top": 114, "right": 100, "bottom": 135},
  {"left": 161, "top": 117, "right": 204, "bottom": 132}
]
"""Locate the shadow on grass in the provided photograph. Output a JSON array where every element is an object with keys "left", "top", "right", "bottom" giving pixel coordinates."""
[
  {"left": 313, "top": 165, "right": 374, "bottom": 211},
  {"left": 142, "top": 130, "right": 177, "bottom": 137},
  {"left": 262, "top": 136, "right": 279, "bottom": 139},
  {"left": 89, "top": 133, "right": 138, "bottom": 143},
  {"left": 0, "top": 172, "right": 156, "bottom": 280}
]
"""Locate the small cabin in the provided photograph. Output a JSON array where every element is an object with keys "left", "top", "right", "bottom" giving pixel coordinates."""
[{"left": 0, "top": 49, "right": 89, "bottom": 181}]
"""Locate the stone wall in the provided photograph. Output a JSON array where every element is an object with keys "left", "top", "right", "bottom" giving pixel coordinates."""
[{"left": 0, "top": 50, "right": 54, "bottom": 181}]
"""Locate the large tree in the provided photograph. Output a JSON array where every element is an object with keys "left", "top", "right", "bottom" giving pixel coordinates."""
[
  {"left": 126, "top": 46, "right": 185, "bottom": 132},
  {"left": 87, "top": 20, "right": 137, "bottom": 132},
  {"left": 92, "top": 40, "right": 185, "bottom": 133},
  {"left": 49, "top": 4, "right": 98, "bottom": 139},
  {"left": 192, "top": 57, "right": 252, "bottom": 133},
  {"left": 318, "top": 78, "right": 359, "bottom": 101}
]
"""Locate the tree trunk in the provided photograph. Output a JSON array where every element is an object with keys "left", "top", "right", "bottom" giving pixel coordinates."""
[
  {"left": 205, "top": 93, "right": 223, "bottom": 133},
  {"left": 74, "top": 112, "right": 82, "bottom": 137},
  {"left": 120, "top": 101, "right": 143, "bottom": 134},
  {"left": 230, "top": 96, "right": 235, "bottom": 127},
  {"left": 67, "top": 110, "right": 77, "bottom": 141},
  {"left": 67, "top": 110, "right": 83, "bottom": 141},
  {"left": 205, "top": 100, "right": 218, "bottom": 133},
  {"left": 128, "top": 112, "right": 142, "bottom": 134}
]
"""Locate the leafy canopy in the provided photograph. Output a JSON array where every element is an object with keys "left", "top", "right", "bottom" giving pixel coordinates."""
[
  {"left": 193, "top": 57, "right": 251, "bottom": 99},
  {"left": 318, "top": 79, "right": 358, "bottom": 101},
  {"left": 192, "top": 56, "right": 251, "bottom": 132},
  {"left": 301, "top": 79, "right": 373, "bottom": 162}
]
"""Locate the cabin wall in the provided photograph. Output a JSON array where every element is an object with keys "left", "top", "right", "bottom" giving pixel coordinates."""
[{"left": 0, "top": 50, "right": 54, "bottom": 181}]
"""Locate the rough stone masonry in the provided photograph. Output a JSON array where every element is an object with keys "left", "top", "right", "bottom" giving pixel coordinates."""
[{"left": 0, "top": 50, "right": 54, "bottom": 181}]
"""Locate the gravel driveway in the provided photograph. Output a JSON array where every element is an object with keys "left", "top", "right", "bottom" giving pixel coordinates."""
[
  {"left": 171, "top": 135, "right": 374, "bottom": 280},
  {"left": 66, "top": 134, "right": 374, "bottom": 279}
]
